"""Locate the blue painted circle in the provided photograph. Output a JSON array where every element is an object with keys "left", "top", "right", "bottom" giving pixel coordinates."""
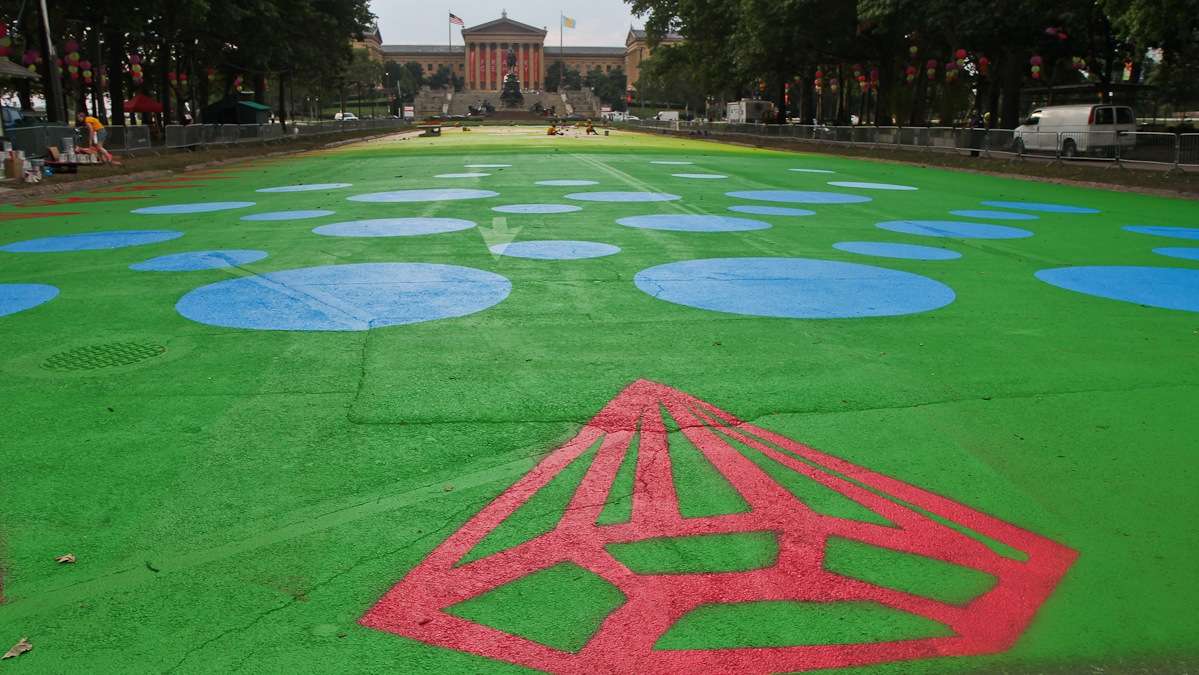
[
  {"left": 241, "top": 210, "right": 335, "bottom": 221},
  {"left": 1154, "top": 247, "right": 1199, "bottom": 261},
  {"left": 130, "top": 250, "right": 269, "bottom": 271},
  {"left": 313, "top": 218, "right": 476, "bottom": 237},
  {"left": 256, "top": 183, "right": 352, "bottom": 193},
  {"left": 651, "top": 161, "right": 693, "bottom": 165},
  {"left": 537, "top": 180, "right": 598, "bottom": 186},
  {"left": 833, "top": 241, "right": 962, "bottom": 261},
  {"left": 673, "top": 173, "right": 727, "bottom": 179},
  {"left": 491, "top": 204, "right": 582, "bottom": 214},
  {"left": 728, "top": 205, "right": 815, "bottom": 217},
  {"left": 0, "top": 284, "right": 59, "bottom": 318},
  {"left": 980, "top": 200, "right": 1099, "bottom": 214},
  {"left": 950, "top": 209, "right": 1039, "bottom": 221},
  {"left": 176, "top": 263, "right": 512, "bottom": 331},
  {"left": 827, "top": 181, "right": 917, "bottom": 191},
  {"left": 634, "top": 258, "right": 955, "bottom": 319},
  {"left": 465, "top": 164, "right": 511, "bottom": 168},
  {"left": 566, "top": 191, "right": 681, "bottom": 203},
  {"left": 727, "top": 190, "right": 871, "bottom": 204},
  {"left": 133, "top": 202, "right": 255, "bottom": 215},
  {"left": 1123, "top": 225, "right": 1199, "bottom": 241},
  {"left": 876, "top": 220, "right": 1033, "bottom": 239},
  {"left": 435, "top": 172, "right": 490, "bottom": 178},
  {"left": 348, "top": 189, "right": 498, "bottom": 203},
  {"left": 490, "top": 240, "right": 620, "bottom": 259},
  {"left": 789, "top": 168, "right": 834, "bottom": 174},
  {"left": 1, "top": 230, "right": 184, "bottom": 252},
  {"left": 1036, "top": 266, "right": 1199, "bottom": 313},
  {"left": 617, "top": 214, "right": 770, "bottom": 232}
]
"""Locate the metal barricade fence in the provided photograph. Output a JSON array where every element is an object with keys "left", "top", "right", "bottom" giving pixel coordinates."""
[
  {"left": 1054, "top": 129, "right": 1118, "bottom": 161},
  {"left": 1117, "top": 131, "right": 1176, "bottom": 165},
  {"left": 6, "top": 125, "right": 76, "bottom": 158},
  {"left": 1010, "top": 130, "right": 1061, "bottom": 157},
  {"left": 927, "top": 127, "right": 957, "bottom": 150},
  {"left": 1181, "top": 135, "right": 1199, "bottom": 166},
  {"left": 623, "top": 119, "right": 1198, "bottom": 169},
  {"left": 985, "top": 129, "right": 1017, "bottom": 157}
]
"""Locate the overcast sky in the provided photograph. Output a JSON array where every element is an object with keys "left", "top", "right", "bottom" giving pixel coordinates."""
[{"left": 370, "top": 1, "right": 643, "bottom": 46}]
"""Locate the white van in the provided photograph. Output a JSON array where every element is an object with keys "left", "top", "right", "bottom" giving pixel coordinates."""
[
  {"left": 1013, "top": 104, "right": 1136, "bottom": 157},
  {"left": 655, "top": 110, "right": 680, "bottom": 122}
]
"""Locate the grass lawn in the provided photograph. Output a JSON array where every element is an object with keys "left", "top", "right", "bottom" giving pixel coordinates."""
[{"left": 0, "top": 126, "right": 1196, "bottom": 672}]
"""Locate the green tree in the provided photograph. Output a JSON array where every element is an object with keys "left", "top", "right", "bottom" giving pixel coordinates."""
[{"left": 546, "top": 61, "right": 582, "bottom": 91}]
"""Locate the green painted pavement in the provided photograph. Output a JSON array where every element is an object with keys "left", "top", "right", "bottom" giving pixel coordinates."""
[{"left": 0, "top": 128, "right": 1196, "bottom": 672}]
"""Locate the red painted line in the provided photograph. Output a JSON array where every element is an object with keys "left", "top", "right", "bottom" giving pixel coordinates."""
[
  {"left": 361, "top": 380, "right": 1076, "bottom": 673},
  {"left": 90, "top": 184, "right": 201, "bottom": 193},
  {"left": 10, "top": 196, "right": 147, "bottom": 208},
  {"left": 0, "top": 212, "right": 81, "bottom": 221}
]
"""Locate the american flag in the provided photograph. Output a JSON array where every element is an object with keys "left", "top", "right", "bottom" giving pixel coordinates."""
[{"left": 449, "top": 12, "right": 464, "bottom": 26}]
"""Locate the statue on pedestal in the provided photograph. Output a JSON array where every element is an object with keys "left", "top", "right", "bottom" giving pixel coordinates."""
[{"left": 500, "top": 45, "right": 523, "bottom": 107}]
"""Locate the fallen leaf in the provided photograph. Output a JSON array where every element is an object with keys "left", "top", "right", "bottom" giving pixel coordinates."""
[
  {"left": 2, "top": 637, "right": 31, "bottom": 659},
  {"left": 56, "top": 553, "right": 76, "bottom": 564}
]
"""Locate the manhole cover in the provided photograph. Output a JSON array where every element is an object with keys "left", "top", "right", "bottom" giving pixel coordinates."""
[{"left": 41, "top": 342, "right": 167, "bottom": 372}]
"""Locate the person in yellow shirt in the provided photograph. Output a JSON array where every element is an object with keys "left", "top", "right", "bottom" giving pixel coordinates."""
[{"left": 76, "top": 111, "right": 114, "bottom": 163}]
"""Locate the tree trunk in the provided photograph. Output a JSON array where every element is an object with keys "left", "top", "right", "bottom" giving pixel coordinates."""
[
  {"left": 999, "top": 50, "right": 1022, "bottom": 129},
  {"left": 254, "top": 74, "right": 267, "bottom": 104},
  {"left": 774, "top": 75, "right": 786, "bottom": 124},
  {"left": 105, "top": 30, "right": 125, "bottom": 125},
  {"left": 875, "top": 55, "right": 895, "bottom": 126},
  {"left": 278, "top": 73, "right": 289, "bottom": 132},
  {"left": 35, "top": 3, "right": 65, "bottom": 123}
]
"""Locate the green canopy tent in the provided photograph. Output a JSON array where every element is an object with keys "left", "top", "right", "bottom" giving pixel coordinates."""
[{"left": 201, "top": 97, "right": 272, "bottom": 125}]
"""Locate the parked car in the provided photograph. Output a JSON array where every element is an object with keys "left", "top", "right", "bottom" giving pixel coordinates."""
[
  {"left": 1013, "top": 104, "right": 1136, "bottom": 157},
  {"left": 333, "top": 112, "right": 359, "bottom": 121}
]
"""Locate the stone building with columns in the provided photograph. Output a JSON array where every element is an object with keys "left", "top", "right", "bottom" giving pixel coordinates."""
[{"left": 370, "top": 13, "right": 680, "bottom": 92}]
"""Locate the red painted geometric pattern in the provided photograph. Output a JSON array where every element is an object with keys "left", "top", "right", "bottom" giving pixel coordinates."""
[{"left": 361, "top": 380, "right": 1077, "bottom": 673}]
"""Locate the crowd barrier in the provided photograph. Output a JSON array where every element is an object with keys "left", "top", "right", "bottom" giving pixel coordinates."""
[
  {"left": 622, "top": 120, "right": 1198, "bottom": 168},
  {"left": 5, "top": 118, "right": 411, "bottom": 158}
]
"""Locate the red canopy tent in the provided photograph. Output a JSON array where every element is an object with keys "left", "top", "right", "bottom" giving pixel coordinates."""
[{"left": 123, "top": 93, "right": 163, "bottom": 113}]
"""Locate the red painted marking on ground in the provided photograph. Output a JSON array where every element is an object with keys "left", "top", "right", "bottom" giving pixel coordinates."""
[
  {"left": 90, "top": 184, "right": 200, "bottom": 193},
  {"left": 0, "top": 212, "right": 81, "bottom": 221},
  {"left": 360, "top": 380, "right": 1077, "bottom": 673},
  {"left": 10, "top": 196, "right": 146, "bottom": 208},
  {"left": 145, "top": 176, "right": 236, "bottom": 183}
]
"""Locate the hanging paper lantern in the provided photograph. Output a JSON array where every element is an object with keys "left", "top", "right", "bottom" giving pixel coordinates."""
[
  {"left": 955, "top": 48, "right": 967, "bottom": 61},
  {"left": 207, "top": 67, "right": 216, "bottom": 79},
  {"left": 829, "top": 77, "right": 839, "bottom": 93},
  {"left": 1029, "top": 55, "right": 1043, "bottom": 66},
  {"left": 905, "top": 65, "right": 917, "bottom": 84},
  {"left": 978, "top": 55, "right": 990, "bottom": 76},
  {"left": 925, "top": 59, "right": 937, "bottom": 80},
  {"left": 79, "top": 60, "right": 91, "bottom": 70},
  {"left": 168, "top": 71, "right": 177, "bottom": 82},
  {"left": 1072, "top": 56, "right": 1086, "bottom": 70},
  {"left": 909, "top": 45, "right": 918, "bottom": 57},
  {"left": 130, "top": 54, "right": 141, "bottom": 65}
]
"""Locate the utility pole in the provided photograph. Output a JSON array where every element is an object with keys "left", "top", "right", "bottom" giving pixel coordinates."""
[{"left": 37, "top": 0, "right": 66, "bottom": 122}]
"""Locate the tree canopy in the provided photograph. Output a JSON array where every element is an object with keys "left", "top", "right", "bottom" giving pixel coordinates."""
[
  {"left": 2, "top": 0, "right": 375, "bottom": 125},
  {"left": 627, "top": 0, "right": 1199, "bottom": 127}
]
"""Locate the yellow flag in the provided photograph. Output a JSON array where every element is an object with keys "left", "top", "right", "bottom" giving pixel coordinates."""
[{"left": 563, "top": 16, "right": 576, "bottom": 29}]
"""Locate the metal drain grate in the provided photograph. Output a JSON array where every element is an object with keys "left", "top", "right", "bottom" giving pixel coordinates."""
[{"left": 41, "top": 342, "right": 167, "bottom": 372}]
